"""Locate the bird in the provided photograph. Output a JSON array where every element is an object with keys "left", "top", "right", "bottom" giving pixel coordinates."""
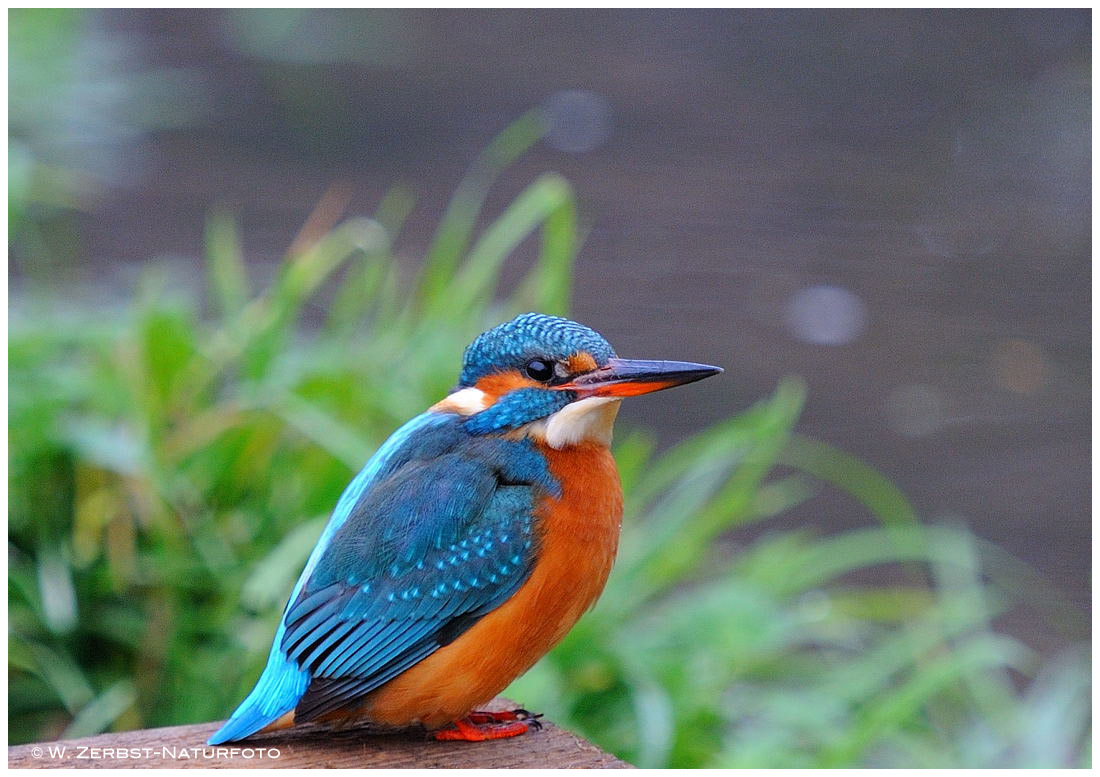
[{"left": 208, "top": 312, "right": 722, "bottom": 744}]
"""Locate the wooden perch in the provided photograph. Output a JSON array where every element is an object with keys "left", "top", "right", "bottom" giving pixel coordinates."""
[{"left": 8, "top": 698, "right": 629, "bottom": 769}]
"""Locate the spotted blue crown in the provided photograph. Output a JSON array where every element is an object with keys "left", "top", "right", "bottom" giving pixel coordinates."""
[{"left": 458, "top": 313, "right": 617, "bottom": 387}]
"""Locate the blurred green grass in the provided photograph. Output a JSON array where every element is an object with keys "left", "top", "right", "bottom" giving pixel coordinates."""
[{"left": 8, "top": 115, "right": 1090, "bottom": 767}]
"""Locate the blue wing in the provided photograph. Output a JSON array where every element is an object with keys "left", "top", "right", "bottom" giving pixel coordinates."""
[{"left": 209, "top": 412, "right": 557, "bottom": 744}]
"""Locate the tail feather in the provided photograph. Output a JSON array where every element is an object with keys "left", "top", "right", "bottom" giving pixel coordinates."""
[{"left": 208, "top": 646, "right": 310, "bottom": 745}]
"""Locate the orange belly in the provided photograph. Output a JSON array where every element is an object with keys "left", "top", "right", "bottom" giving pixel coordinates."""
[{"left": 352, "top": 440, "right": 623, "bottom": 729}]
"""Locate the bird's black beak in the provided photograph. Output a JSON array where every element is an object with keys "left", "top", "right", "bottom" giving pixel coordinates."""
[{"left": 563, "top": 357, "right": 723, "bottom": 398}]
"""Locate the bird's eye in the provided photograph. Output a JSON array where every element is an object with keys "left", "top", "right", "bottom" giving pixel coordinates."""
[{"left": 525, "top": 359, "right": 554, "bottom": 382}]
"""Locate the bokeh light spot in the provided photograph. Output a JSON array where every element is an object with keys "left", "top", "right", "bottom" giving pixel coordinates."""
[
  {"left": 784, "top": 284, "right": 867, "bottom": 346},
  {"left": 991, "top": 338, "right": 1049, "bottom": 394},
  {"left": 542, "top": 89, "right": 613, "bottom": 154}
]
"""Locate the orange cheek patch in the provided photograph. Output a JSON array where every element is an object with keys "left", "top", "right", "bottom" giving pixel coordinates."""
[
  {"left": 475, "top": 370, "right": 544, "bottom": 399},
  {"left": 567, "top": 351, "right": 598, "bottom": 374}
]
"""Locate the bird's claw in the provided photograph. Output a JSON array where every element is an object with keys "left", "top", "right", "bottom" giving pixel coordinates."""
[{"left": 513, "top": 710, "right": 544, "bottom": 730}]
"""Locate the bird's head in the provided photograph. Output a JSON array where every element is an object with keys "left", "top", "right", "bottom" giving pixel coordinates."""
[{"left": 433, "top": 313, "right": 722, "bottom": 448}]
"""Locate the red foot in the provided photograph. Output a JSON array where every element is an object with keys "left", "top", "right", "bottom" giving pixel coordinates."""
[{"left": 432, "top": 710, "right": 542, "bottom": 742}]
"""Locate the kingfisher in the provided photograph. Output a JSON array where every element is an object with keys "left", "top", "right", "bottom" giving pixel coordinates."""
[{"left": 209, "top": 313, "right": 721, "bottom": 744}]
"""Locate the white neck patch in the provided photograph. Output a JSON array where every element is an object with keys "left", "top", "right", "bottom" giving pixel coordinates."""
[{"left": 430, "top": 387, "right": 490, "bottom": 415}]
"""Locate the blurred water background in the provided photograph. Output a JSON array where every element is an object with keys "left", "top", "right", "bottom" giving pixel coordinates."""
[{"left": 9, "top": 8, "right": 1090, "bottom": 764}]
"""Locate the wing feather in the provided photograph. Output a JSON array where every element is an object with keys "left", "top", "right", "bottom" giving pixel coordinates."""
[{"left": 279, "top": 433, "right": 556, "bottom": 721}]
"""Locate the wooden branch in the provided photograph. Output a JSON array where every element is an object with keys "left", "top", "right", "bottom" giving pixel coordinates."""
[{"left": 8, "top": 698, "right": 630, "bottom": 769}]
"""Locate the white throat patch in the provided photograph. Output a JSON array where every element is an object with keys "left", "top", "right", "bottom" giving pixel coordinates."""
[{"left": 530, "top": 396, "right": 621, "bottom": 449}]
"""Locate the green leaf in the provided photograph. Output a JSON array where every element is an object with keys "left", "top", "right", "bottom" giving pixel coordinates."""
[
  {"left": 512, "top": 178, "right": 578, "bottom": 315},
  {"left": 418, "top": 109, "right": 547, "bottom": 306},
  {"left": 204, "top": 209, "right": 250, "bottom": 321},
  {"left": 428, "top": 173, "right": 577, "bottom": 319},
  {"left": 821, "top": 635, "right": 1029, "bottom": 766},
  {"left": 36, "top": 552, "right": 77, "bottom": 635},
  {"left": 62, "top": 680, "right": 137, "bottom": 739},
  {"left": 24, "top": 642, "right": 94, "bottom": 713},
  {"left": 781, "top": 434, "right": 920, "bottom": 527},
  {"left": 242, "top": 218, "right": 385, "bottom": 380}
]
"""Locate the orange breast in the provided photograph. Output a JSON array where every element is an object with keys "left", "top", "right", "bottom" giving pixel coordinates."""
[{"left": 358, "top": 441, "right": 623, "bottom": 729}]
